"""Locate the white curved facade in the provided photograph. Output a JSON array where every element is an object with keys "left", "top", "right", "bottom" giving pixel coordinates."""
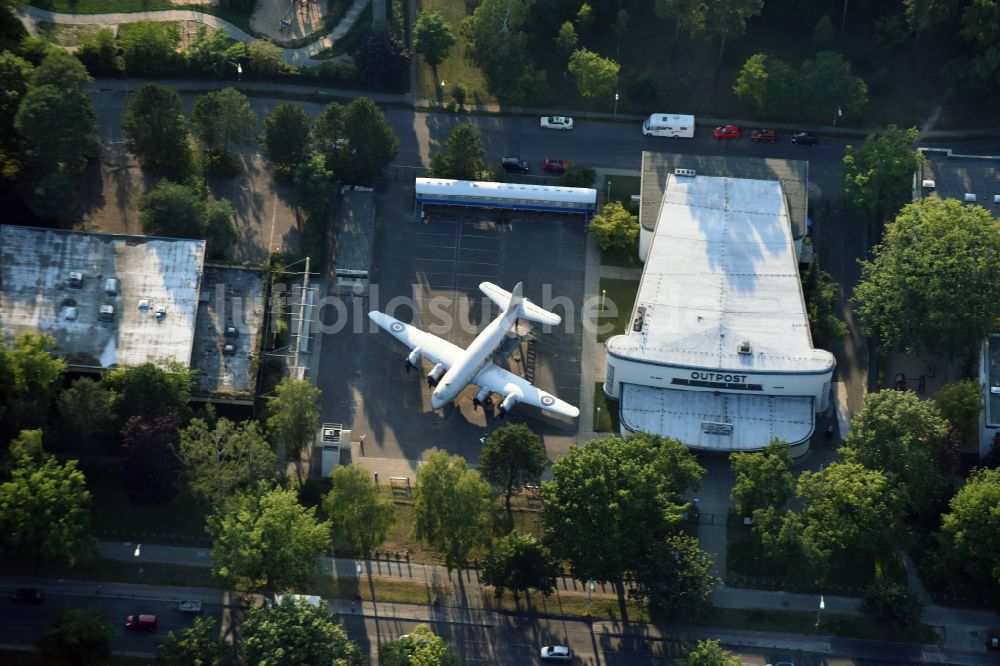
[
  {"left": 415, "top": 177, "right": 596, "bottom": 212},
  {"left": 605, "top": 173, "right": 834, "bottom": 454}
]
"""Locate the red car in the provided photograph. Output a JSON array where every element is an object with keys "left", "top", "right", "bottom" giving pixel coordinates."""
[
  {"left": 713, "top": 124, "right": 742, "bottom": 139},
  {"left": 543, "top": 158, "right": 569, "bottom": 174},
  {"left": 751, "top": 128, "right": 778, "bottom": 142}
]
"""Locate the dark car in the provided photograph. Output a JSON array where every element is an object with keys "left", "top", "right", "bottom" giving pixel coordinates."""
[
  {"left": 791, "top": 131, "right": 818, "bottom": 145},
  {"left": 501, "top": 157, "right": 530, "bottom": 173},
  {"left": 11, "top": 588, "right": 43, "bottom": 603},
  {"left": 751, "top": 128, "right": 778, "bottom": 142},
  {"left": 543, "top": 158, "right": 569, "bottom": 174}
]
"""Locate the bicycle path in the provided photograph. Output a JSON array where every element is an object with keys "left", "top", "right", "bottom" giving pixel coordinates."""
[{"left": 18, "top": 0, "right": 370, "bottom": 66}]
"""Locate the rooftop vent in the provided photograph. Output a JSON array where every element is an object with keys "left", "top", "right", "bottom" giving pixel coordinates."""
[
  {"left": 138, "top": 299, "right": 150, "bottom": 311},
  {"left": 99, "top": 304, "right": 114, "bottom": 322},
  {"left": 921, "top": 179, "right": 935, "bottom": 189},
  {"left": 155, "top": 305, "right": 167, "bottom": 320},
  {"left": 738, "top": 339, "right": 752, "bottom": 355},
  {"left": 62, "top": 306, "right": 78, "bottom": 321},
  {"left": 675, "top": 168, "right": 697, "bottom": 178},
  {"left": 994, "top": 195, "right": 1000, "bottom": 204},
  {"left": 223, "top": 343, "right": 236, "bottom": 355},
  {"left": 632, "top": 306, "right": 647, "bottom": 332},
  {"left": 68, "top": 271, "right": 83, "bottom": 288},
  {"left": 965, "top": 193, "right": 977, "bottom": 202}
]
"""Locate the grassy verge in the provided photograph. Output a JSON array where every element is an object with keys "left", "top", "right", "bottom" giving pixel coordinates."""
[
  {"left": 31, "top": 0, "right": 174, "bottom": 11},
  {"left": 415, "top": 0, "right": 490, "bottom": 103},
  {"left": 703, "top": 607, "right": 939, "bottom": 643},
  {"left": 311, "top": 0, "right": 371, "bottom": 59},
  {"left": 484, "top": 587, "right": 650, "bottom": 623},
  {"left": 88, "top": 472, "right": 210, "bottom": 546},
  {"left": 1, "top": 653, "right": 151, "bottom": 666},
  {"left": 605, "top": 175, "right": 641, "bottom": 210},
  {"left": 599, "top": 244, "right": 642, "bottom": 269},
  {"left": 597, "top": 277, "right": 639, "bottom": 343},
  {"left": 593, "top": 382, "right": 620, "bottom": 433},
  {"left": 34, "top": 20, "right": 103, "bottom": 46},
  {"left": 0, "top": 557, "right": 217, "bottom": 588}
]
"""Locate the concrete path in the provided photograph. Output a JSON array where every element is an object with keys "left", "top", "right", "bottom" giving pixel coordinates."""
[{"left": 18, "top": 1, "right": 371, "bottom": 66}]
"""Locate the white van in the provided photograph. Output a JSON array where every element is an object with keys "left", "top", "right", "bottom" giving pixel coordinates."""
[{"left": 641, "top": 113, "right": 695, "bottom": 138}]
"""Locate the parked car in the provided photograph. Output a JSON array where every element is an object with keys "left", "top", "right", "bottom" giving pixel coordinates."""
[
  {"left": 177, "top": 599, "right": 202, "bottom": 613},
  {"left": 713, "top": 124, "right": 742, "bottom": 139},
  {"left": 791, "top": 131, "right": 818, "bottom": 145},
  {"left": 765, "top": 662, "right": 795, "bottom": 666},
  {"left": 10, "top": 588, "right": 43, "bottom": 603},
  {"left": 124, "top": 614, "right": 157, "bottom": 630},
  {"left": 751, "top": 128, "right": 778, "bottom": 142},
  {"left": 543, "top": 158, "right": 569, "bottom": 174},
  {"left": 540, "top": 645, "right": 573, "bottom": 661},
  {"left": 540, "top": 116, "right": 574, "bottom": 130},
  {"left": 501, "top": 157, "right": 530, "bottom": 173}
]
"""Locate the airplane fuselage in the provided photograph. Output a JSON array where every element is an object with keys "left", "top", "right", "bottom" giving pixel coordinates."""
[{"left": 429, "top": 306, "right": 519, "bottom": 409}]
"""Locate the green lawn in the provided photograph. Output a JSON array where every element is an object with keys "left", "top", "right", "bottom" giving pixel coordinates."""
[
  {"left": 597, "top": 277, "right": 639, "bottom": 343},
  {"left": 312, "top": 1, "right": 371, "bottom": 58},
  {"left": 415, "top": 0, "right": 490, "bottom": 103},
  {"left": 31, "top": 0, "right": 175, "bottom": 11},
  {"left": 704, "top": 607, "right": 939, "bottom": 644},
  {"left": 34, "top": 21, "right": 103, "bottom": 46},
  {"left": 604, "top": 175, "right": 641, "bottom": 211},
  {"left": 593, "top": 382, "right": 620, "bottom": 433},
  {"left": 599, "top": 244, "right": 642, "bottom": 269}
]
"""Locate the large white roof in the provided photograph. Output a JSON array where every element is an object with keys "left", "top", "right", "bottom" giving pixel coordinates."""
[
  {"left": 0, "top": 226, "right": 204, "bottom": 369},
  {"left": 606, "top": 174, "right": 834, "bottom": 374},
  {"left": 416, "top": 177, "right": 596, "bottom": 205}
]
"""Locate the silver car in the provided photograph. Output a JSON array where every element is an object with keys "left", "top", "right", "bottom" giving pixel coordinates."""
[{"left": 540, "top": 645, "right": 573, "bottom": 661}]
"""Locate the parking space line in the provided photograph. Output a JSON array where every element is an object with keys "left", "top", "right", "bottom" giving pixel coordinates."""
[{"left": 414, "top": 257, "right": 458, "bottom": 263}]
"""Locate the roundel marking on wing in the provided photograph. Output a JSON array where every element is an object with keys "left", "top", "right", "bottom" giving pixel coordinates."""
[
  {"left": 390, "top": 322, "right": 404, "bottom": 333},
  {"left": 540, "top": 394, "right": 556, "bottom": 407}
]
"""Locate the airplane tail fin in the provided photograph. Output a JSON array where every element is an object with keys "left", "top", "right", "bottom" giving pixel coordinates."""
[{"left": 479, "top": 282, "right": 562, "bottom": 326}]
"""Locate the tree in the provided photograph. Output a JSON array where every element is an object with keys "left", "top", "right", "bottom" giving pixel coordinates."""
[
  {"left": 933, "top": 379, "right": 983, "bottom": 444},
  {"left": 477, "top": 423, "right": 547, "bottom": 522},
  {"left": 481, "top": 533, "right": 558, "bottom": 602},
  {"left": 294, "top": 154, "right": 333, "bottom": 220},
  {"left": 812, "top": 14, "right": 835, "bottom": 51},
  {"left": 588, "top": 201, "right": 638, "bottom": 251},
  {"left": 185, "top": 24, "right": 242, "bottom": 77},
  {"left": 631, "top": 534, "right": 718, "bottom": 620},
  {"left": 732, "top": 52, "right": 798, "bottom": 118},
  {"left": 312, "top": 101, "right": 345, "bottom": 176},
  {"left": 28, "top": 171, "right": 79, "bottom": 220},
  {"left": 854, "top": 198, "right": 1000, "bottom": 357},
  {"left": 779, "top": 462, "right": 895, "bottom": 582},
  {"left": 323, "top": 465, "right": 395, "bottom": 556},
  {"left": 462, "top": 0, "right": 546, "bottom": 104},
  {"left": 247, "top": 39, "right": 285, "bottom": 75},
  {"left": 936, "top": 467, "right": 1000, "bottom": 599},
  {"left": 429, "top": 123, "right": 487, "bottom": 180},
  {"left": 15, "top": 58, "right": 99, "bottom": 176},
  {"left": 242, "top": 596, "right": 364, "bottom": 666},
  {"left": 121, "top": 415, "right": 182, "bottom": 505},
  {"left": 354, "top": 26, "right": 412, "bottom": 87},
  {"left": 179, "top": 416, "right": 276, "bottom": 503},
  {"left": 32, "top": 47, "right": 91, "bottom": 89},
  {"left": 208, "top": 482, "right": 331, "bottom": 591},
  {"left": 702, "top": 0, "right": 763, "bottom": 60},
  {"left": 139, "top": 179, "right": 204, "bottom": 238},
  {"left": 0, "top": 430, "right": 95, "bottom": 566},
  {"left": 336, "top": 97, "right": 399, "bottom": 186},
  {"left": 799, "top": 51, "right": 868, "bottom": 121},
  {"left": 414, "top": 11, "right": 456, "bottom": 70},
  {"left": 575, "top": 3, "right": 595, "bottom": 37},
  {"left": 413, "top": 450, "right": 493, "bottom": 570},
  {"left": 542, "top": 434, "right": 703, "bottom": 585},
  {"left": 0, "top": 50, "right": 31, "bottom": 178},
  {"left": 0, "top": 331, "right": 66, "bottom": 435},
  {"left": 192, "top": 87, "right": 257, "bottom": 158},
  {"left": 554, "top": 21, "right": 578, "bottom": 59},
  {"left": 58, "top": 377, "right": 114, "bottom": 454},
  {"left": 568, "top": 48, "right": 620, "bottom": 98},
  {"left": 122, "top": 83, "right": 190, "bottom": 173},
  {"left": 156, "top": 616, "right": 230, "bottom": 666},
  {"left": 202, "top": 198, "right": 238, "bottom": 260},
  {"left": 265, "top": 377, "right": 321, "bottom": 473},
  {"left": 118, "top": 20, "right": 181, "bottom": 75},
  {"left": 263, "top": 102, "right": 313, "bottom": 172},
  {"left": 103, "top": 361, "right": 195, "bottom": 426},
  {"left": 38, "top": 607, "right": 112, "bottom": 666},
  {"left": 842, "top": 126, "right": 923, "bottom": 222},
  {"left": 76, "top": 27, "right": 121, "bottom": 77},
  {"left": 730, "top": 439, "right": 794, "bottom": 517},
  {"left": 860, "top": 581, "right": 924, "bottom": 628},
  {"left": 802, "top": 258, "right": 848, "bottom": 347},
  {"left": 677, "top": 639, "right": 740, "bottom": 666},
  {"left": 379, "top": 623, "right": 459, "bottom": 666},
  {"left": 961, "top": 0, "right": 1000, "bottom": 48}
]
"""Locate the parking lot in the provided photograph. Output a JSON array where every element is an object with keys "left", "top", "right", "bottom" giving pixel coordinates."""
[{"left": 317, "top": 182, "right": 587, "bottom": 465}]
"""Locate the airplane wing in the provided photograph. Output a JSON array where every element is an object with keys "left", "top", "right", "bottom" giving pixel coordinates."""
[
  {"left": 479, "top": 282, "right": 562, "bottom": 326},
  {"left": 474, "top": 363, "right": 580, "bottom": 418},
  {"left": 368, "top": 311, "right": 464, "bottom": 368}
]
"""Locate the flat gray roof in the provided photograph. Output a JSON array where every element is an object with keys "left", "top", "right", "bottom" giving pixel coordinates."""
[
  {"left": 640, "top": 151, "right": 810, "bottom": 238},
  {"left": 1, "top": 226, "right": 204, "bottom": 369},
  {"left": 335, "top": 187, "right": 375, "bottom": 276},
  {"left": 190, "top": 265, "right": 265, "bottom": 402},
  {"left": 607, "top": 173, "right": 834, "bottom": 374},
  {"left": 917, "top": 148, "right": 1000, "bottom": 212},
  {"left": 621, "top": 385, "right": 815, "bottom": 450}
]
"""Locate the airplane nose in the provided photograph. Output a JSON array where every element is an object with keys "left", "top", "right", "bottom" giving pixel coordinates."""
[{"left": 430, "top": 392, "right": 445, "bottom": 409}]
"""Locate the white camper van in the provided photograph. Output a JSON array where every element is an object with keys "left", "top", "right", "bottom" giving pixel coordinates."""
[{"left": 641, "top": 113, "right": 695, "bottom": 138}]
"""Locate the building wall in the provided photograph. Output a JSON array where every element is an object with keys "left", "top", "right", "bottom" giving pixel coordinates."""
[{"left": 604, "top": 352, "right": 833, "bottom": 414}]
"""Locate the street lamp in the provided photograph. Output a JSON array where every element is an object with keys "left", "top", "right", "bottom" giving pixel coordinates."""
[
  {"left": 134, "top": 543, "right": 143, "bottom": 574},
  {"left": 815, "top": 594, "right": 825, "bottom": 631},
  {"left": 600, "top": 288, "right": 606, "bottom": 311},
  {"left": 587, "top": 580, "right": 595, "bottom": 615},
  {"left": 613, "top": 91, "right": 619, "bottom": 118}
]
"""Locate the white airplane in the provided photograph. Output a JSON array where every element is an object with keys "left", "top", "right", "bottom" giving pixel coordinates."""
[{"left": 368, "top": 282, "right": 580, "bottom": 418}]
